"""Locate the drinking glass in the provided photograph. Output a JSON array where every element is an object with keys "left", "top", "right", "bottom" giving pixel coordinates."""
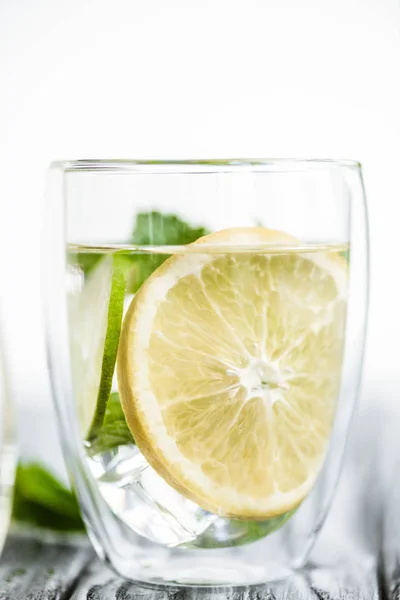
[
  {"left": 43, "top": 159, "right": 368, "bottom": 586},
  {"left": 0, "top": 313, "right": 16, "bottom": 553}
]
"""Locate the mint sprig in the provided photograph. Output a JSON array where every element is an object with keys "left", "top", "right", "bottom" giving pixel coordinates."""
[{"left": 89, "top": 392, "right": 134, "bottom": 455}]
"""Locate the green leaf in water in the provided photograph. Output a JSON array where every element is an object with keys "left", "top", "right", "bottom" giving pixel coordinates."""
[
  {"left": 339, "top": 248, "right": 350, "bottom": 263},
  {"left": 75, "top": 252, "right": 103, "bottom": 274},
  {"left": 88, "top": 392, "right": 134, "bottom": 456},
  {"left": 129, "top": 212, "right": 208, "bottom": 292},
  {"left": 191, "top": 507, "right": 298, "bottom": 548}
]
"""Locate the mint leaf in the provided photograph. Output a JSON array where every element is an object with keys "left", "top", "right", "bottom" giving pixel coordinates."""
[
  {"left": 133, "top": 211, "right": 208, "bottom": 247},
  {"left": 340, "top": 249, "right": 350, "bottom": 262},
  {"left": 89, "top": 392, "right": 134, "bottom": 455},
  {"left": 194, "top": 507, "right": 298, "bottom": 548},
  {"left": 12, "top": 462, "right": 84, "bottom": 531},
  {"left": 14, "top": 463, "right": 79, "bottom": 517},
  {"left": 75, "top": 252, "right": 102, "bottom": 274},
  {"left": 239, "top": 508, "right": 297, "bottom": 541},
  {"left": 129, "top": 212, "right": 208, "bottom": 292}
]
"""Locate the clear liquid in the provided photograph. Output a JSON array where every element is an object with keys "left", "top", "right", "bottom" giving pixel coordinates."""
[{"left": 67, "top": 241, "right": 348, "bottom": 548}]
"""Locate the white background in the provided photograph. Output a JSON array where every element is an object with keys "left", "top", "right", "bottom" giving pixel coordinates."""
[{"left": 0, "top": 0, "right": 399, "bottom": 474}]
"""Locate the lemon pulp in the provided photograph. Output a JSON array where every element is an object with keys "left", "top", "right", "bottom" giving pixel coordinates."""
[{"left": 117, "top": 228, "right": 347, "bottom": 519}]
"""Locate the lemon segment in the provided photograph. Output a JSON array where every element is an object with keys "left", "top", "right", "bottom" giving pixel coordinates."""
[{"left": 117, "top": 228, "right": 347, "bottom": 519}]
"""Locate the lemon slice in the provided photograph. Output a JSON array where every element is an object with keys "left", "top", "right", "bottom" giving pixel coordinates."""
[
  {"left": 117, "top": 228, "right": 347, "bottom": 519},
  {"left": 68, "top": 254, "right": 130, "bottom": 439}
]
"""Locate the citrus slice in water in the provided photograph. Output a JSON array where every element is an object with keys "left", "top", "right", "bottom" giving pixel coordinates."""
[
  {"left": 117, "top": 228, "right": 347, "bottom": 519},
  {"left": 68, "top": 254, "right": 130, "bottom": 439}
]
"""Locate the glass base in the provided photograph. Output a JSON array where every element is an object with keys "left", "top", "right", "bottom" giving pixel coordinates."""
[
  {"left": 106, "top": 550, "right": 293, "bottom": 587},
  {"left": 83, "top": 483, "right": 310, "bottom": 588}
]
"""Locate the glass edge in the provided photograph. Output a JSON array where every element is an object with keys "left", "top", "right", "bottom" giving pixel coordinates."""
[{"left": 49, "top": 158, "right": 363, "bottom": 173}]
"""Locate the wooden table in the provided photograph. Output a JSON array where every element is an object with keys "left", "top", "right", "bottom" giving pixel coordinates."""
[{"left": 1, "top": 394, "right": 399, "bottom": 600}]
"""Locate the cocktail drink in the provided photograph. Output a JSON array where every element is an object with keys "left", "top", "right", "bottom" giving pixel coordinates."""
[{"left": 44, "top": 160, "right": 368, "bottom": 586}]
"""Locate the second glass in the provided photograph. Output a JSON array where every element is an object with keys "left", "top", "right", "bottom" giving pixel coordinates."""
[
  {"left": 0, "top": 316, "right": 15, "bottom": 554},
  {"left": 44, "top": 159, "right": 368, "bottom": 586}
]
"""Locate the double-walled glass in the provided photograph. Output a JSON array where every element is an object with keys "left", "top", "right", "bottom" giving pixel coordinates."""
[{"left": 43, "top": 159, "right": 368, "bottom": 586}]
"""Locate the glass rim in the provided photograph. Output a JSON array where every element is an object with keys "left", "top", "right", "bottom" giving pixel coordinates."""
[{"left": 51, "top": 158, "right": 362, "bottom": 174}]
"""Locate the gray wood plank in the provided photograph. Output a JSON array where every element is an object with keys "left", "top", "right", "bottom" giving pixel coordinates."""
[
  {"left": 306, "top": 562, "right": 380, "bottom": 600},
  {"left": 0, "top": 534, "right": 94, "bottom": 600},
  {"left": 382, "top": 458, "right": 400, "bottom": 600},
  {"left": 68, "top": 558, "right": 381, "bottom": 600},
  {"left": 368, "top": 391, "right": 400, "bottom": 600}
]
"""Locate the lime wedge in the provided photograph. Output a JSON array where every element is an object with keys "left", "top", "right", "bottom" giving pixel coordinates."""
[{"left": 68, "top": 254, "right": 131, "bottom": 439}]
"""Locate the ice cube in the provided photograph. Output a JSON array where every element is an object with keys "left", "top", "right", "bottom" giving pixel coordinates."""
[{"left": 88, "top": 445, "right": 217, "bottom": 547}]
